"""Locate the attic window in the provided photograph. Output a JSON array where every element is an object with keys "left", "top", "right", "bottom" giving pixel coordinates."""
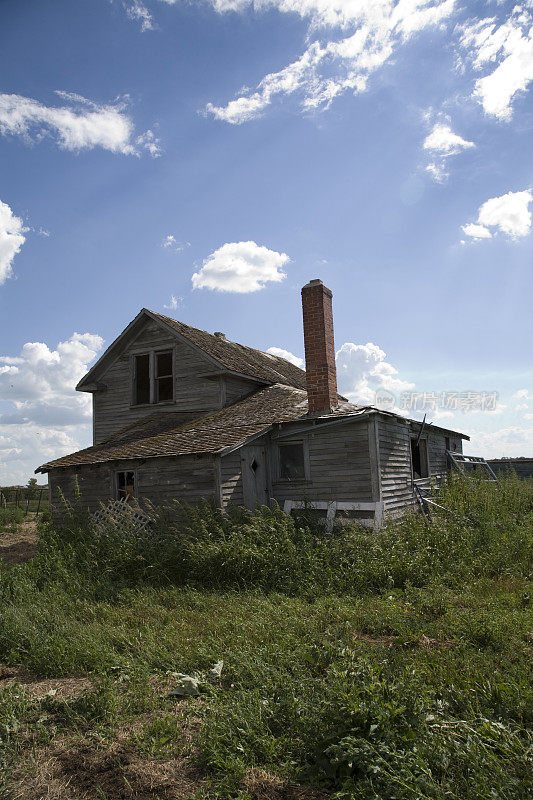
[
  {"left": 134, "top": 354, "right": 150, "bottom": 405},
  {"left": 133, "top": 350, "right": 173, "bottom": 405},
  {"left": 156, "top": 352, "right": 173, "bottom": 402}
]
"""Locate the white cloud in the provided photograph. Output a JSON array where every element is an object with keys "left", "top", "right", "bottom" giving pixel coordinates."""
[
  {"left": 422, "top": 119, "right": 475, "bottom": 182},
  {"left": 0, "top": 91, "right": 159, "bottom": 156},
  {"left": 205, "top": 0, "right": 457, "bottom": 123},
  {"left": 161, "top": 234, "right": 189, "bottom": 250},
  {"left": 124, "top": 1, "right": 155, "bottom": 31},
  {"left": 0, "top": 333, "right": 104, "bottom": 426},
  {"left": 136, "top": 129, "right": 162, "bottom": 157},
  {"left": 163, "top": 294, "right": 183, "bottom": 310},
  {"left": 423, "top": 123, "right": 474, "bottom": 155},
  {"left": 335, "top": 341, "right": 414, "bottom": 406},
  {"left": 462, "top": 189, "right": 533, "bottom": 240},
  {"left": 0, "top": 199, "right": 26, "bottom": 285},
  {"left": 0, "top": 331, "right": 104, "bottom": 484},
  {"left": 464, "top": 425, "right": 533, "bottom": 459},
  {"left": 460, "top": 8, "right": 533, "bottom": 119},
  {"left": 266, "top": 347, "right": 304, "bottom": 367},
  {"left": 462, "top": 222, "right": 492, "bottom": 239},
  {"left": 191, "top": 240, "right": 289, "bottom": 292}
]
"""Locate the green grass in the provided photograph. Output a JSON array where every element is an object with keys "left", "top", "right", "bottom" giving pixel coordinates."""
[{"left": 0, "top": 475, "right": 531, "bottom": 799}]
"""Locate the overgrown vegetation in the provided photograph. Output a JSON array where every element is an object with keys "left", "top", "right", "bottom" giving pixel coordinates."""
[{"left": 0, "top": 474, "right": 532, "bottom": 799}]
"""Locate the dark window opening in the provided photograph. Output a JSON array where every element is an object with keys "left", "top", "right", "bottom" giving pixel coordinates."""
[
  {"left": 250, "top": 458, "right": 258, "bottom": 473},
  {"left": 134, "top": 354, "right": 150, "bottom": 405},
  {"left": 445, "top": 436, "right": 450, "bottom": 451},
  {"left": 279, "top": 442, "right": 305, "bottom": 480},
  {"left": 117, "top": 471, "right": 135, "bottom": 502},
  {"left": 156, "top": 351, "right": 173, "bottom": 402},
  {"left": 410, "top": 439, "right": 429, "bottom": 479}
]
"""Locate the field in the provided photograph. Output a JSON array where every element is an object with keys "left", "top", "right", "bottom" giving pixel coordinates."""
[{"left": 0, "top": 475, "right": 531, "bottom": 800}]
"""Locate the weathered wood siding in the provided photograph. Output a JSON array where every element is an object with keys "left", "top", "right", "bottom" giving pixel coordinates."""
[
  {"left": 377, "top": 415, "right": 464, "bottom": 515},
  {"left": 49, "top": 455, "right": 216, "bottom": 520},
  {"left": 93, "top": 318, "right": 222, "bottom": 444},
  {"left": 219, "top": 450, "right": 245, "bottom": 507},
  {"left": 271, "top": 419, "right": 373, "bottom": 506},
  {"left": 377, "top": 417, "right": 413, "bottom": 514},
  {"left": 224, "top": 375, "right": 260, "bottom": 405}
]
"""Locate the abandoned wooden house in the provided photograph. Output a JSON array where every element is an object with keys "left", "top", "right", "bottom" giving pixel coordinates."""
[{"left": 36, "top": 279, "right": 469, "bottom": 527}]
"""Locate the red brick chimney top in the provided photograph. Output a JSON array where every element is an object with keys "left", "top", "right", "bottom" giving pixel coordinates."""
[{"left": 301, "top": 279, "right": 338, "bottom": 415}]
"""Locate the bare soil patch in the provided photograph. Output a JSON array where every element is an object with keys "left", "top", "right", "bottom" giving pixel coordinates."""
[
  {"left": 0, "top": 664, "right": 90, "bottom": 699},
  {"left": 0, "top": 516, "right": 39, "bottom": 565}
]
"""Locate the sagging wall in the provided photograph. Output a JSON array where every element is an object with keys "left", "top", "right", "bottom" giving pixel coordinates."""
[
  {"left": 48, "top": 454, "right": 216, "bottom": 520},
  {"left": 377, "top": 414, "right": 464, "bottom": 515}
]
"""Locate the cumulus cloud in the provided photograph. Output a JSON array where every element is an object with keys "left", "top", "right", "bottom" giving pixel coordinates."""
[
  {"left": 0, "top": 199, "right": 26, "bottom": 285},
  {"left": 0, "top": 332, "right": 104, "bottom": 427},
  {"left": 191, "top": 241, "right": 289, "bottom": 292},
  {"left": 0, "top": 332, "right": 104, "bottom": 483},
  {"left": 423, "top": 122, "right": 475, "bottom": 156},
  {"left": 462, "top": 189, "right": 533, "bottom": 240},
  {"left": 460, "top": 7, "right": 533, "bottom": 119},
  {"left": 267, "top": 347, "right": 304, "bottom": 368},
  {"left": 423, "top": 119, "right": 475, "bottom": 182},
  {"left": 461, "top": 222, "right": 492, "bottom": 240},
  {"left": 335, "top": 341, "right": 414, "bottom": 406},
  {"left": 0, "top": 91, "right": 159, "bottom": 155},
  {"left": 205, "top": 0, "right": 457, "bottom": 123}
]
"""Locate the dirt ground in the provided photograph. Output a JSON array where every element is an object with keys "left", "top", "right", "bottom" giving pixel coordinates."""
[{"left": 0, "top": 515, "right": 39, "bottom": 565}]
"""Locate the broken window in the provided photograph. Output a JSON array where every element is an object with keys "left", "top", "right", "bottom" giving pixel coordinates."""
[
  {"left": 134, "top": 354, "right": 150, "bottom": 405},
  {"left": 279, "top": 442, "right": 306, "bottom": 480},
  {"left": 116, "top": 471, "right": 135, "bottom": 501},
  {"left": 132, "top": 350, "right": 174, "bottom": 405},
  {"left": 410, "top": 438, "right": 429, "bottom": 479},
  {"left": 156, "top": 351, "right": 173, "bottom": 402}
]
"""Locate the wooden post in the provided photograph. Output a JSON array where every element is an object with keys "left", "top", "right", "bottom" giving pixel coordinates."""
[
  {"left": 15, "top": 488, "right": 19, "bottom": 508},
  {"left": 36, "top": 488, "right": 43, "bottom": 515},
  {"left": 25, "top": 498, "right": 30, "bottom": 516}
]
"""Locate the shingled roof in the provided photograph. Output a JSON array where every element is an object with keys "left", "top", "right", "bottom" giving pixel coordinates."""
[
  {"left": 37, "top": 385, "right": 362, "bottom": 472},
  {"left": 77, "top": 309, "right": 308, "bottom": 392}
]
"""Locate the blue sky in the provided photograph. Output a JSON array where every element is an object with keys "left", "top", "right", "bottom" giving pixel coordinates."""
[{"left": 1, "top": 0, "right": 532, "bottom": 483}]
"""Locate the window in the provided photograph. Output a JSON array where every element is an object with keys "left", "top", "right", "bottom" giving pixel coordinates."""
[
  {"left": 410, "top": 438, "right": 429, "bottom": 479},
  {"left": 116, "top": 471, "right": 135, "bottom": 501},
  {"left": 156, "top": 351, "right": 173, "bottom": 402},
  {"left": 279, "top": 442, "right": 306, "bottom": 480},
  {"left": 132, "top": 350, "right": 173, "bottom": 405},
  {"left": 134, "top": 354, "right": 150, "bottom": 405}
]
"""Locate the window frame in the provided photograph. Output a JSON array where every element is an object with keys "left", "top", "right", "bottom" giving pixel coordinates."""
[
  {"left": 410, "top": 437, "right": 430, "bottom": 480},
  {"left": 115, "top": 469, "right": 137, "bottom": 502},
  {"left": 131, "top": 348, "right": 174, "bottom": 407},
  {"left": 275, "top": 438, "right": 310, "bottom": 483}
]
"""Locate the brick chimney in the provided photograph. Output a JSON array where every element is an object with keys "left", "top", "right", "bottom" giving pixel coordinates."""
[{"left": 301, "top": 279, "right": 338, "bottom": 414}]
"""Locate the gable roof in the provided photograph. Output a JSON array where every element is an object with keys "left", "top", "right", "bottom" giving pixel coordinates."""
[{"left": 77, "top": 309, "right": 307, "bottom": 392}]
